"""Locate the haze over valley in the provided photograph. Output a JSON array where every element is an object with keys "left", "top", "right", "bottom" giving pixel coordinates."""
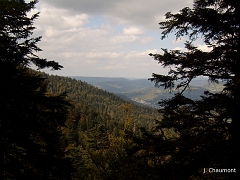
[{"left": 71, "top": 76, "right": 224, "bottom": 108}]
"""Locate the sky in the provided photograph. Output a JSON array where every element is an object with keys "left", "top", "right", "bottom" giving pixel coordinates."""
[{"left": 29, "top": 0, "right": 207, "bottom": 78}]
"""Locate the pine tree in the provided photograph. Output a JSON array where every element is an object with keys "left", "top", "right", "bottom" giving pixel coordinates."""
[
  {"left": 148, "top": 0, "right": 239, "bottom": 179},
  {"left": 1, "top": 0, "right": 72, "bottom": 179}
]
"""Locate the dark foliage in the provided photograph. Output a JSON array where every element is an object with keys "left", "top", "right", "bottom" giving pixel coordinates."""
[
  {"left": 1, "top": 0, "right": 73, "bottom": 179},
  {"left": 147, "top": 0, "right": 239, "bottom": 179}
]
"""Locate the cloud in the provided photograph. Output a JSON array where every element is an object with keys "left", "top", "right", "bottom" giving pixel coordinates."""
[
  {"left": 140, "top": 37, "right": 152, "bottom": 44},
  {"left": 123, "top": 26, "right": 144, "bottom": 35},
  {"left": 197, "top": 44, "right": 212, "bottom": 52},
  {"left": 31, "top": 0, "right": 193, "bottom": 78},
  {"left": 34, "top": 4, "right": 89, "bottom": 31},
  {"left": 172, "top": 47, "right": 185, "bottom": 51},
  {"left": 40, "top": 0, "right": 193, "bottom": 29},
  {"left": 111, "top": 35, "right": 140, "bottom": 44}
]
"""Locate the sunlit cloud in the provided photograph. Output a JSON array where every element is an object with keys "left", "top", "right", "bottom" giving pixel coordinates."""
[
  {"left": 123, "top": 27, "right": 145, "bottom": 35},
  {"left": 31, "top": 0, "right": 193, "bottom": 78}
]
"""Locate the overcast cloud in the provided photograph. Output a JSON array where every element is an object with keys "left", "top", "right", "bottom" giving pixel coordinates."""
[{"left": 31, "top": 0, "right": 197, "bottom": 78}]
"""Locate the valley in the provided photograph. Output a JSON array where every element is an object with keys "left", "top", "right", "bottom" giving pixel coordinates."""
[{"left": 71, "top": 76, "right": 223, "bottom": 108}]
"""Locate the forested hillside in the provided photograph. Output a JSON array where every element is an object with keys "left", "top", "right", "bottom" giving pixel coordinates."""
[
  {"left": 41, "top": 73, "right": 160, "bottom": 131},
  {"left": 36, "top": 72, "right": 166, "bottom": 180}
]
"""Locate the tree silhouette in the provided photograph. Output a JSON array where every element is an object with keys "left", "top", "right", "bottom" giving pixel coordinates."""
[
  {"left": 149, "top": 0, "right": 239, "bottom": 179},
  {"left": 1, "top": 0, "right": 72, "bottom": 179}
]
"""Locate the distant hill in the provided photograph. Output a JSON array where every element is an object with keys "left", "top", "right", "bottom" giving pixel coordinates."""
[
  {"left": 123, "top": 86, "right": 208, "bottom": 108},
  {"left": 71, "top": 76, "right": 154, "bottom": 93},
  {"left": 70, "top": 76, "right": 222, "bottom": 108}
]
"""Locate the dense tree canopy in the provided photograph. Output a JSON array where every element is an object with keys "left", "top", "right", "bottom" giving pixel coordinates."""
[{"left": 148, "top": 0, "right": 239, "bottom": 179}]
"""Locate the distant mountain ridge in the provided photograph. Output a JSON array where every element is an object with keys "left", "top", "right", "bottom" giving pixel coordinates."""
[
  {"left": 70, "top": 76, "right": 154, "bottom": 93},
  {"left": 70, "top": 76, "right": 223, "bottom": 108}
]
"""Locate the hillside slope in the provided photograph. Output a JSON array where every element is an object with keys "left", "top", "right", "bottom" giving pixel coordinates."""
[{"left": 40, "top": 73, "right": 160, "bottom": 131}]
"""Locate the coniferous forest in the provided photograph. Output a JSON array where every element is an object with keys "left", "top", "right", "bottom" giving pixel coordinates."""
[{"left": 2, "top": 0, "right": 238, "bottom": 180}]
